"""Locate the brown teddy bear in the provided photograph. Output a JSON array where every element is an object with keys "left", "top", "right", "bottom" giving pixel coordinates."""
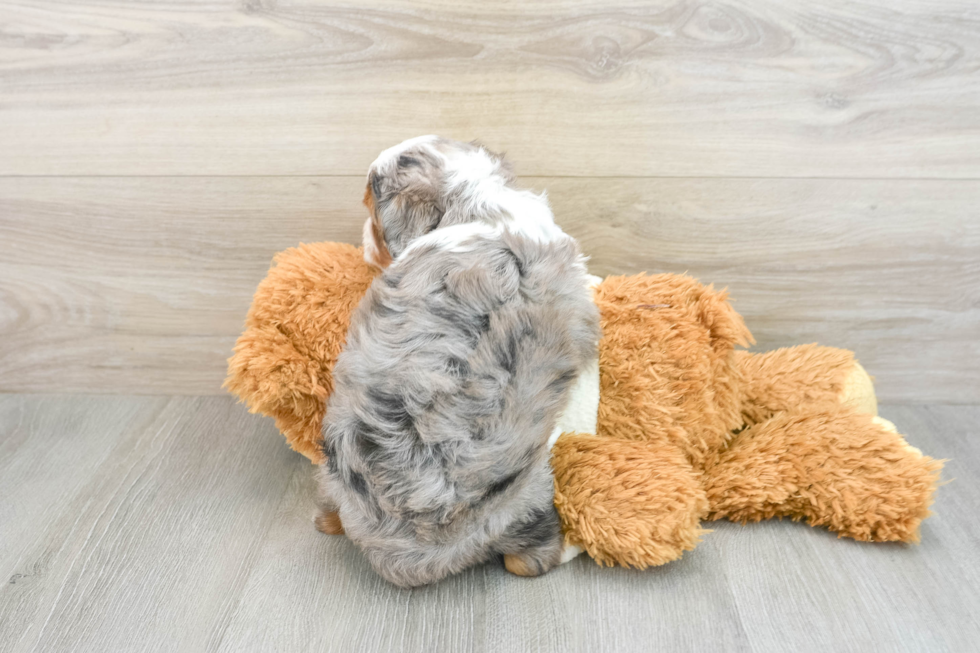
[{"left": 226, "top": 241, "right": 942, "bottom": 570}]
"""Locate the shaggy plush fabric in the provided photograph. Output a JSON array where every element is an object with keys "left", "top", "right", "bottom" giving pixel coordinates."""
[
  {"left": 226, "top": 241, "right": 943, "bottom": 569},
  {"left": 737, "top": 345, "right": 876, "bottom": 425},
  {"left": 551, "top": 434, "right": 708, "bottom": 568},
  {"left": 592, "top": 273, "right": 752, "bottom": 469},
  {"left": 703, "top": 405, "right": 943, "bottom": 543},
  {"left": 224, "top": 242, "right": 375, "bottom": 462}
]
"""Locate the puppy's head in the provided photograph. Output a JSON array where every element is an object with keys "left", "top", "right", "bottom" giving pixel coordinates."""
[{"left": 361, "top": 135, "right": 514, "bottom": 267}]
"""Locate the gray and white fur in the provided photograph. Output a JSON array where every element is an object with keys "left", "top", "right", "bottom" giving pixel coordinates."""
[{"left": 319, "top": 137, "right": 599, "bottom": 587}]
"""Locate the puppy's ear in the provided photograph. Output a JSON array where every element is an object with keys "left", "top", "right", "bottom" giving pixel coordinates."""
[
  {"left": 362, "top": 181, "right": 392, "bottom": 269},
  {"left": 395, "top": 192, "right": 444, "bottom": 233},
  {"left": 379, "top": 183, "right": 445, "bottom": 259},
  {"left": 369, "top": 170, "right": 384, "bottom": 199},
  {"left": 367, "top": 148, "right": 447, "bottom": 259},
  {"left": 364, "top": 179, "right": 376, "bottom": 213}
]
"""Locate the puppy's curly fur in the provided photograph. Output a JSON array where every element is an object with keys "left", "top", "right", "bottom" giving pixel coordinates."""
[
  {"left": 318, "top": 137, "right": 598, "bottom": 586},
  {"left": 320, "top": 231, "right": 598, "bottom": 586},
  {"left": 360, "top": 135, "right": 566, "bottom": 269}
]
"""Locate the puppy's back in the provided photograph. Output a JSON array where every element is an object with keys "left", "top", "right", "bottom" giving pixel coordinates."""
[{"left": 321, "top": 226, "right": 598, "bottom": 585}]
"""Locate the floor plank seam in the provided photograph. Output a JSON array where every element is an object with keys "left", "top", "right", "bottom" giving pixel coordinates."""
[{"left": 205, "top": 460, "right": 306, "bottom": 653}]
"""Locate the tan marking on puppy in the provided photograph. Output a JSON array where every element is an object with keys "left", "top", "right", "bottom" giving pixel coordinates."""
[
  {"left": 503, "top": 553, "right": 543, "bottom": 577},
  {"left": 363, "top": 184, "right": 374, "bottom": 215},
  {"left": 315, "top": 509, "right": 345, "bottom": 535},
  {"left": 362, "top": 183, "right": 392, "bottom": 269}
]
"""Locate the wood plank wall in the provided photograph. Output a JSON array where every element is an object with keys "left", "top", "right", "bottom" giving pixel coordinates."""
[{"left": 1, "top": 1, "right": 978, "bottom": 401}]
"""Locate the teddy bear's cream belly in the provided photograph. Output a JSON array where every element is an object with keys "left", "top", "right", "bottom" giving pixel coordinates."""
[{"left": 547, "top": 274, "right": 603, "bottom": 564}]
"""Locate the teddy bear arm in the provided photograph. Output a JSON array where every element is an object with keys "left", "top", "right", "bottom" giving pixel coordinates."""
[
  {"left": 703, "top": 405, "right": 942, "bottom": 543},
  {"left": 551, "top": 434, "right": 709, "bottom": 568},
  {"left": 737, "top": 345, "right": 877, "bottom": 426}
]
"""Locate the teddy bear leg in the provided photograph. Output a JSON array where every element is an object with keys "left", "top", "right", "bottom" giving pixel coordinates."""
[
  {"left": 551, "top": 434, "right": 709, "bottom": 568},
  {"left": 737, "top": 345, "right": 877, "bottom": 425},
  {"left": 704, "top": 405, "right": 943, "bottom": 543}
]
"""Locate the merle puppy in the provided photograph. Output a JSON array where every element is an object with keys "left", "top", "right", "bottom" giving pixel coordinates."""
[{"left": 317, "top": 137, "right": 599, "bottom": 587}]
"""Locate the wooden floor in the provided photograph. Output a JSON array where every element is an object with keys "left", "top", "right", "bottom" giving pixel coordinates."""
[{"left": 0, "top": 395, "right": 976, "bottom": 653}]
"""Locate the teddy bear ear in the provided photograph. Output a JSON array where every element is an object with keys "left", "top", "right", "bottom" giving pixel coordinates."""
[
  {"left": 225, "top": 241, "right": 378, "bottom": 463},
  {"left": 225, "top": 323, "right": 329, "bottom": 462},
  {"left": 551, "top": 434, "right": 709, "bottom": 569}
]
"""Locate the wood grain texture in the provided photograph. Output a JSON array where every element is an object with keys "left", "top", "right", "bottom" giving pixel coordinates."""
[
  {"left": 0, "top": 396, "right": 977, "bottom": 652},
  {"left": 1, "top": 176, "right": 977, "bottom": 401},
  {"left": 717, "top": 403, "right": 980, "bottom": 653},
  {"left": 0, "top": 395, "right": 298, "bottom": 653},
  {"left": 1, "top": 1, "right": 979, "bottom": 176},
  {"left": 0, "top": 176, "right": 363, "bottom": 395},
  {"left": 544, "top": 177, "right": 980, "bottom": 404}
]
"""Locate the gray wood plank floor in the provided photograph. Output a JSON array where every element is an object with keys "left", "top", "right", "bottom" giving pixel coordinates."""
[{"left": 0, "top": 396, "right": 976, "bottom": 652}]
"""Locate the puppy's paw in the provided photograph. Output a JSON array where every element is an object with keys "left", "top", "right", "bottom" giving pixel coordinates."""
[
  {"left": 503, "top": 551, "right": 557, "bottom": 578},
  {"left": 315, "top": 509, "right": 344, "bottom": 535}
]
